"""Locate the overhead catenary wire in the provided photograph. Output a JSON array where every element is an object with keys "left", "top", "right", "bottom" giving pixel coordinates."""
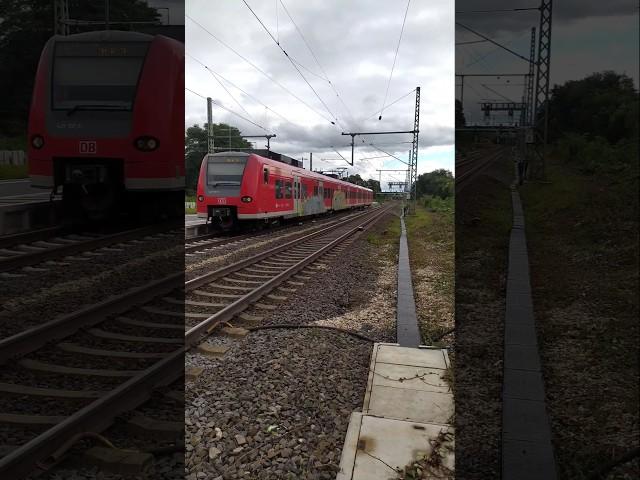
[
  {"left": 278, "top": 0, "right": 358, "bottom": 128},
  {"left": 378, "top": 0, "right": 411, "bottom": 120},
  {"left": 365, "top": 88, "right": 416, "bottom": 120},
  {"left": 185, "top": 87, "right": 268, "bottom": 132},
  {"left": 186, "top": 53, "right": 299, "bottom": 129},
  {"left": 186, "top": 14, "right": 336, "bottom": 125},
  {"left": 241, "top": 0, "right": 341, "bottom": 128}
]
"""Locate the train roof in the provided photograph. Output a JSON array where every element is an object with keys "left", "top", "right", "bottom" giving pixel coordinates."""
[
  {"left": 207, "top": 151, "right": 372, "bottom": 192},
  {"left": 52, "top": 30, "right": 154, "bottom": 43}
]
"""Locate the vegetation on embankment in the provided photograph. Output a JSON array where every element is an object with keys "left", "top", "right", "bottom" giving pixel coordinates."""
[
  {"left": 521, "top": 147, "right": 638, "bottom": 479},
  {"left": 0, "top": 164, "right": 28, "bottom": 180},
  {"left": 404, "top": 196, "right": 454, "bottom": 347},
  {"left": 519, "top": 70, "right": 639, "bottom": 480}
]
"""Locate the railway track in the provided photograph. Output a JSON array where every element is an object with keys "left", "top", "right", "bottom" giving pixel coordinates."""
[
  {"left": 184, "top": 205, "right": 391, "bottom": 347},
  {"left": 0, "top": 223, "right": 182, "bottom": 275},
  {"left": 184, "top": 209, "right": 367, "bottom": 255},
  {"left": 0, "top": 205, "right": 389, "bottom": 479},
  {"left": 456, "top": 146, "right": 509, "bottom": 192}
]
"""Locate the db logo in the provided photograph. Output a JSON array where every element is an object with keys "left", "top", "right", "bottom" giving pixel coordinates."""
[
  {"left": 217, "top": 198, "right": 226, "bottom": 204},
  {"left": 79, "top": 141, "right": 97, "bottom": 154}
]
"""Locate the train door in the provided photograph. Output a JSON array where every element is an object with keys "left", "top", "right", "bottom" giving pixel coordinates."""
[{"left": 293, "top": 175, "right": 301, "bottom": 216}]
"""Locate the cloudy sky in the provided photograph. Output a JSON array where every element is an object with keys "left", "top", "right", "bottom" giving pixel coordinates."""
[
  {"left": 184, "top": 0, "right": 454, "bottom": 189},
  {"left": 456, "top": 0, "right": 639, "bottom": 125}
]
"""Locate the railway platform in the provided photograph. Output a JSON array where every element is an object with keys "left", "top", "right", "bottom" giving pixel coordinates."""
[{"left": 0, "top": 193, "right": 59, "bottom": 236}]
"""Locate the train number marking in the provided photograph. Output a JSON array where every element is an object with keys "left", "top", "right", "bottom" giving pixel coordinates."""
[
  {"left": 217, "top": 198, "right": 226, "bottom": 204},
  {"left": 79, "top": 141, "right": 97, "bottom": 154}
]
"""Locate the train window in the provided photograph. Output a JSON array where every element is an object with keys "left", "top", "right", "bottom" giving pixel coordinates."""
[
  {"left": 297, "top": 183, "right": 301, "bottom": 199},
  {"left": 275, "top": 179, "right": 283, "bottom": 199},
  {"left": 313, "top": 186, "right": 318, "bottom": 196},
  {"left": 319, "top": 187, "right": 323, "bottom": 198},
  {"left": 285, "top": 182, "right": 292, "bottom": 199},
  {"left": 263, "top": 168, "right": 269, "bottom": 184},
  {"left": 302, "top": 184, "right": 308, "bottom": 198}
]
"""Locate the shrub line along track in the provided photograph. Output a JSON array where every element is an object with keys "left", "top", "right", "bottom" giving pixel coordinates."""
[
  {"left": 0, "top": 222, "right": 182, "bottom": 274},
  {"left": 0, "top": 205, "right": 388, "bottom": 479}
]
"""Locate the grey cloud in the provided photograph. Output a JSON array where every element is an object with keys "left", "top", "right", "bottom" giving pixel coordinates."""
[{"left": 186, "top": 0, "right": 454, "bottom": 176}]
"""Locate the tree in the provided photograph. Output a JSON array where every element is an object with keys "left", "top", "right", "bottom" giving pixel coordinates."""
[
  {"left": 546, "top": 71, "right": 639, "bottom": 144},
  {"left": 0, "top": 0, "right": 160, "bottom": 138},
  {"left": 364, "top": 179, "right": 381, "bottom": 193},
  {"left": 415, "top": 169, "right": 454, "bottom": 199},
  {"left": 345, "top": 173, "right": 365, "bottom": 186},
  {"left": 184, "top": 123, "right": 252, "bottom": 194}
]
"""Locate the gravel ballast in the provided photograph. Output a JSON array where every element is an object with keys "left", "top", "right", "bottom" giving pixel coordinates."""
[{"left": 185, "top": 211, "right": 400, "bottom": 479}]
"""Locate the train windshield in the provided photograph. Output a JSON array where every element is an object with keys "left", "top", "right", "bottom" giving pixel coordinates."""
[
  {"left": 52, "top": 42, "right": 149, "bottom": 111},
  {"left": 207, "top": 158, "right": 247, "bottom": 186}
]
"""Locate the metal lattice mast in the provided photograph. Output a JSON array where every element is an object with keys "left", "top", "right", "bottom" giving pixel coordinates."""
[
  {"left": 410, "top": 87, "right": 420, "bottom": 208},
  {"left": 54, "top": 0, "right": 69, "bottom": 35},
  {"left": 534, "top": 0, "right": 553, "bottom": 177},
  {"left": 526, "top": 27, "right": 536, "bottom": 126},
  {"left": 207, "top": 97, "right": 215, "bottom": 154}
]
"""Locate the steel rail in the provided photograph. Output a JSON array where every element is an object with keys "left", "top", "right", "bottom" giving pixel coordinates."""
[
  {"left": 0, "top": 272, "right": 183, "bottom": 364},
  {"left": 0, "top": 226, "right": 66, "bottom": 250},
  {"left": 0, "top": 348, "right": 184, "bottom": 479},
  {"left": 184, "top": 208, "right": 376, "bottom": 291},
  {"left": 456, "top": 148, "right": 507, "bottom": 192},
  {"left": 0, "top": 222, "right": 181, "bottom": 274},
  {"left": 185, "top": 206, "right": 390, "bottom": 346}
]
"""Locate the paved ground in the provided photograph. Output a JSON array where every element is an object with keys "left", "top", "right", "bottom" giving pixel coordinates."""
[
  {"left": 0, "top": 179, "right": 45, "bottom": 198},
  {"left": 185, "top": 214, "right": 205, "bottom": 226}
]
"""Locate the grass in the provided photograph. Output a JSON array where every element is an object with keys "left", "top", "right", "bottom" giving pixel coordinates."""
[
  {"left": 366, "top": 212, "right": 401, "bottom": 257},
  {"left": 404, "top": 199, "right": 454, "bottom": 347},
  {"left": 0, "top": 164, "right": 28, "bottom": 180},
  {"left": 521, "top": 152, "right": 639, "bottom": 480}
]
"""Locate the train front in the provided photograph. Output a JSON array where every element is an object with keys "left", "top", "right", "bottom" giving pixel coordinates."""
[
  {"left": 27, "top": 30, "right": 184, "bottom": 218},
  {"left": 196, "top": 152, "right": 257, "bottom": 230}
]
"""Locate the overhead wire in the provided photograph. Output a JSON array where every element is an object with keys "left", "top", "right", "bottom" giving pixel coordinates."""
[
  {"left": 186, "top": 14, "right": 336, "bottom": 125},
  {"left": 378, "top": 0, "right": 411, "bottom": 120},
  {"left": 278, "top": 0, "right": 358, "bottom": 128},
  {"left": 241, "top": 0, "right": 341, "bottom": 127},
  {"left": 365, "top": 88, "right": 416, "bottom": 120},
  {"left": 185, "top": 87, "right": 268, "bottom": 132},
  {"left": 186, "top": 53, "right": 299, "bottom": 129}
]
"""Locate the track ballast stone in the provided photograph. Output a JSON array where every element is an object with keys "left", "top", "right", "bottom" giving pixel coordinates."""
[{"left": 186, "top": 329, "right": 371, "bottom": 480}]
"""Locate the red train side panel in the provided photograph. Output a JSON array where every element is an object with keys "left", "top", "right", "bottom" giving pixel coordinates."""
[{"left": 196, "top": 151, "right": 373, "bottom": 229}]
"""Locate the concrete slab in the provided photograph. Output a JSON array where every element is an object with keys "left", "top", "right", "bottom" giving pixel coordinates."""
[
  {"left": 396, "top": 216, "right": 421, "bottom": 347},
  {"left": 374, "top": 344, "right": 449, "bottom": 370},
  {"left": 336, "top": 413, "right": 454, "bottom": 480},
  {"left": 503, "top": 368, "right": 545, "bottom": 401},
  {"left": 338, "top": 343, "right": 454, "bottom": 479},
  {"left": 366, "top": 385, "right": 454, "bottom": 425},
  {"left": 503, "top": 438, "right": 557, "bottom": 480},
  {"left": 504, "top": 344, "right": 542, "bottom": 371},
  {"left": 502, "top": 187, "right": 557, "bottom": 479}
]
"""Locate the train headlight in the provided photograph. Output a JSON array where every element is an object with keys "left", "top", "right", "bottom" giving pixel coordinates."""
[
  {"left": 133, "top": 136, "right": 160, "bottom": 152},
  {"left": 31, "top": 135, "right": 45, "bottom": 149},
  {"left": 197, "top": 195, "right": 204, "bottom": 202},
  {"left": 241, "top": 196, "right": 253, "bottom": 203}
]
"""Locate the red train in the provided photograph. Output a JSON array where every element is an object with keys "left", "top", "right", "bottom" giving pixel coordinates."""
[
  {"left": 27, "top": 30, "right": 184, "bottom": 218},
  {"left": 196, "top": 151, "right": 373, "bottom": 229}
]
